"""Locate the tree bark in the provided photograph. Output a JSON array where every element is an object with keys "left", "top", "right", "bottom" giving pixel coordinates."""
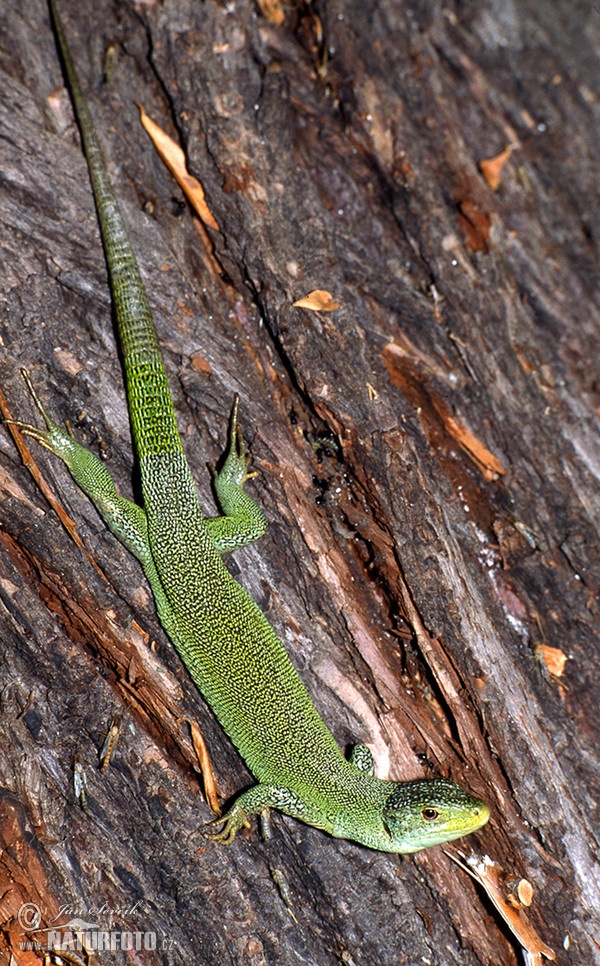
[{"left": 1, "top": 1, "right": 598, "bottom": 964}]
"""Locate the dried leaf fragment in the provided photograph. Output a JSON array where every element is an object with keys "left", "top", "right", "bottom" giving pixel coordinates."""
[
  {"left": 185, "top": 718, "right": 221, "bottom": 816},
  {"left": 256, "top": 0, "right": 286, "bottom": 26},
  {"left": 293, "top": 290, "right": 340, "bottom": 312},
  {"left": 435, "top": 409, "right": 505, "bottom": 480},
  {"left": 535, "top": 644, "right": 568, "bottom": 678},
  {"left": 479, "top": 145, "right": 513, "bottom": 191},
  {"left": 138, "top": 103, "right": 219, "bottom": 231},
  {"left": 457, "top": 198, "right": 492, "bottom": 253}
]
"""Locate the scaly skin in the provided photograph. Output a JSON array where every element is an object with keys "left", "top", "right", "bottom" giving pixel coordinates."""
[{"left": 12, "top": 0, "right": 490, "bottom": 852}]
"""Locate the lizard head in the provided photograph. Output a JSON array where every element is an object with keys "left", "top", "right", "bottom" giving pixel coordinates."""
[{"left": 382, "top": 778, "right": 490, "bottom": 852}]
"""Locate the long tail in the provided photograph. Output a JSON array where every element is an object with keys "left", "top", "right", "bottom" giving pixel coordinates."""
[{"left": 48, "top": 0, "right": 182, "bottom": 460}]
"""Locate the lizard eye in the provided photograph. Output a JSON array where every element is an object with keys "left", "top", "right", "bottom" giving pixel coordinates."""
[{"left": 421, "top": 807, "right": 439, "bottom": 822}]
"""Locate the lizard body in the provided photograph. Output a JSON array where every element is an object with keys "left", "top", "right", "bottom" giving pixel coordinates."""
[{"left": 13, "top": 0, "right": 489, "bottom": 853}]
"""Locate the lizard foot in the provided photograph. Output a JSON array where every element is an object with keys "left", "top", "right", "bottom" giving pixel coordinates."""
[
  {"left": 202, "top": 804, "right": 252, "bottom": 845},
  {"left": 5, "top": 368, "right": 77, "bottom": 458},
  {"left": 209, "top": 394, "right": 257, "bottom": 489}
]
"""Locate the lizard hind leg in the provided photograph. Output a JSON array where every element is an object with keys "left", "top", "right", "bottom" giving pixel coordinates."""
[
  {"left": 9, "top": 369, "right": 152, "bottom": 563},
  {"left": 202, "top": 782, "right": 315, "bottom": 845},
  {"left": 8, "top": 368, "right": 105, "bottom": 483},
  {"left": 204, "top": 395, "right": 268, "bottom": 553}
]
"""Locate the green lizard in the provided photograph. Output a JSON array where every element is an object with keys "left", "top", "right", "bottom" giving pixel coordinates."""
[{"left": 12, "top": 0, "right": 490, "bottom": 853}]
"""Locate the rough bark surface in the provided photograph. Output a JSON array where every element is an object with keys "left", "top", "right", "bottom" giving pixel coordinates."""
[{"left": 1, "top": 1, "right": 599, "bottom": 964}]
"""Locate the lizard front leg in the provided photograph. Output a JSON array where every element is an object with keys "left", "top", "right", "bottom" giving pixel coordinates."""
[{"left": 203, "top": 782, "right": 326, "bottom": 845}]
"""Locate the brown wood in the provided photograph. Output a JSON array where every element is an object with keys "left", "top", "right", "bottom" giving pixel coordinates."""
[{"left": 1, "top": 1, "right": 598, "bottom": 963}]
